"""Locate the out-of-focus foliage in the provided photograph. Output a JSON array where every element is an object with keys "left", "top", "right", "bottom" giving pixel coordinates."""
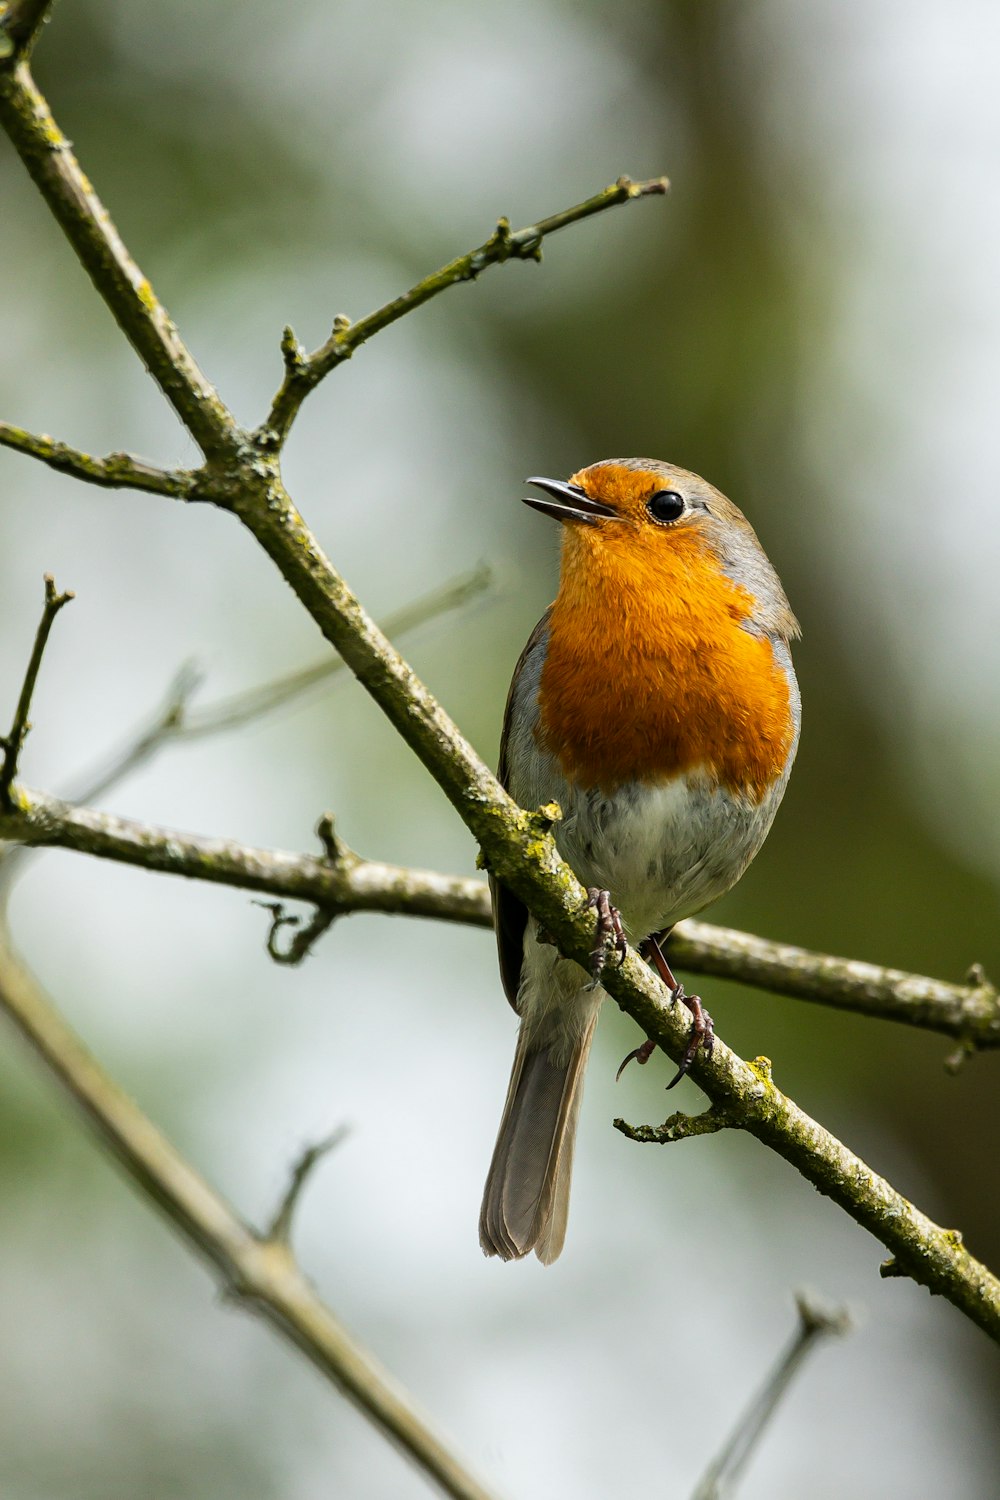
[{"left": 1, "top": 2, "right": 998, "bottom": 1497}]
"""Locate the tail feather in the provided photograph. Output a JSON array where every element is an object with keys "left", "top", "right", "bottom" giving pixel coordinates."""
[{"left": 480, "top": 1013, "right": 598, "bottom": 1264}]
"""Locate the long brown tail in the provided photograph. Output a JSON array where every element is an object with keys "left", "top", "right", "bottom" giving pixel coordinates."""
[{"left": 479, "top": 1013, "right": 598, "bottom": 1264}]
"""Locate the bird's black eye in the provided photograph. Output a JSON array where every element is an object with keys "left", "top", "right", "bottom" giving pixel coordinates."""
[{"left": 646, "top": 490, "right": 686, "bottom": 524}]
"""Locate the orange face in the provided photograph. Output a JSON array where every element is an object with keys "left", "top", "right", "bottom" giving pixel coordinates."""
[{"left": 527, "top": 461, "right": 797, "bottom": 798}]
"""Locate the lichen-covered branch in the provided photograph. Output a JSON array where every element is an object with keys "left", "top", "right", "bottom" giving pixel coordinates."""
[
  {"left": 258, "top": 176, "right": 669, "bottom": 449},
  {"left": 1, "top": 788, "right": 996, "bottom": 1045},
  {"left": 0, "top": 421, "right": 199, "bottom": 497},
  {"left": 0, "top": 929, "right": 499, "bottom": 1500},
  {"left": 0, "top": 789, "right": 491, "bottom": 927}
]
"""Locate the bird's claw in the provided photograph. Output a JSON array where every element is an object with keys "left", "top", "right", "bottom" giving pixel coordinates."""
[
  {"left": 666, "top": 985, "right": 715, "bottom": 1089},
  {"left": 615, "top": 1037, "right": 656, "bottom": 1082},
  {"left": 586, "top": 887, "right": 627, "bottom": 985}
]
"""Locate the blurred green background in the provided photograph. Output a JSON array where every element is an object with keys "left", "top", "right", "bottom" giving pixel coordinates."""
[{"left": 1, "top": 1, "right": 998, "bottom": 1496}]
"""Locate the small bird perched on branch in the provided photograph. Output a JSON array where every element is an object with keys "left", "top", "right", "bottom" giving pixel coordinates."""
[{"left": 480, "top": 458, "right": 800, "bottom": 1263}]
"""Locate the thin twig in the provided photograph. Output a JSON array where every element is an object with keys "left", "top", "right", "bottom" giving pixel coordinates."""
[
  {"left": 0, "top": 575, "right": 73, "bottom": 809},
  {"left": 0, "top": 928, "right": 499, "bottom": 1500},
  {"left": 258, "top": 175, "right": 670, "bottom": 448},
  {"left": 0, "top": 422, "right": 200, "bottom": 498},
  {"left": 692, "top": 1293, "right": 852, "bottom": 1500},
  {"left": 613, "top": 1107, "right": 735, "bottom": 1145},
  {"left": 266, "top": 1129, "right": 351, "bottom": 1245},
  {"left": 258, "top": 902, "right": 338, "bottom": 965}
]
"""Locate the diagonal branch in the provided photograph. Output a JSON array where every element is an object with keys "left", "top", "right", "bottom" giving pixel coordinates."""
[
  {"left": 0, "top": 927, "right": 499, "bottom": 1500},
  {"left": 258, "top": 175, "right": 669, "bottom": 449},
  {"left": 0, "top": 421, "right": 200, "bottom": 498},
  {"left": 0, "top": 574, "right": 73, "bottom": 809},
  {"left": 692, "top": 1293, "right": 852, "bottom": 1500},
  {"left": 0, "top": 63, "right": 237, "bottom": 457}
]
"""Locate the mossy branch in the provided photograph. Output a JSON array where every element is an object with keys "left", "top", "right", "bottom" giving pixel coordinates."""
[
  {"left": 0, "top": 0, "right": 54, "bottom": 63},
  {"left": 1, "top": 786, "right": 995, "bottom": 1036},
  {"left": 0, "top": 421, "right": 199, "bottom": 497}
]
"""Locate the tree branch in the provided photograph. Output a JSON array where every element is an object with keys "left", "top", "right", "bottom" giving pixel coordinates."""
[
  {"left": 0, "top": 928, "right": 499, "bottom": 1500},
  {"left": 0, "top": 788, "right": 491, "bottom": 926},
  {"left": 667, "top": 922, "right": 1000, "bottom": 1050},
  {"left": 0, "top": 574, "right": 73, "bottom": 809},
  {"left": 258, "top": 175, "right": 669, "bottom": 449},
  {"left": 0, "top": 63, "right": 237, "bottom": 457},
  {"left": 692, "top": 1293, "right": 852, "bottom": 1500},
  {"left": 1, "top": 789, "right": 996, "bottom": 1045},
  {"left": 0, "top": 421, "right": 199, "bottom": 498},
  {"left": 0, "top": 0, "right": 54, "bottom": 63}
]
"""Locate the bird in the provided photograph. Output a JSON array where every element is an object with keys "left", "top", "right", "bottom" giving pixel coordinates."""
[{"left": 479, "top": 457, "right": 800, "bottom": 1264}]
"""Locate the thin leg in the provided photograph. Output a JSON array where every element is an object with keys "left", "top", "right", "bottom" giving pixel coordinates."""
[{"left": 615, "top": 930, "right": 715, "bottom": 1087}]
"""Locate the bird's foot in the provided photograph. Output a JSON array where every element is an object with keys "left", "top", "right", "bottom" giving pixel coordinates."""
[
  {"left": 616, "top": 931, "right": 714, "bottom": 1088},
  {"left": 586, "top": 887, "right": 627, "bottom": 986},
  {"left": 665, "top": 984, "right": 715, "bottom": 1090}
]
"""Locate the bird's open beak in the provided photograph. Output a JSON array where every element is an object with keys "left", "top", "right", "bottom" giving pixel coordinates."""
[{"left": 522, "top": 476, "right": 617, "bottom": 526}]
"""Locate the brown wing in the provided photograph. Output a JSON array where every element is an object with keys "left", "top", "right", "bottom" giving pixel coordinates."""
[{"left": 490, "top": 610, "right": 551, "bottom": 1013}]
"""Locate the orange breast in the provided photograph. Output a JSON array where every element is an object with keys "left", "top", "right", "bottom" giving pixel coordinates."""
[{"left": 537, "top": 526, "right": 795, "bottom": 799}]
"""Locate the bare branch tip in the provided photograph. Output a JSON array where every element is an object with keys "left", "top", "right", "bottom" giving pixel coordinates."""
[
  {"left": 316, "top": 811, "right": 346, "bottom": 863},
  {"left": 280, "top": 324, "right": 306, "bottom": 373},
  {"left": 266, "top": 1124, "right": 351, "bottom": 1245},
  {"left": 793, "top": 1289, "right": 854, "bottom": 1339}
]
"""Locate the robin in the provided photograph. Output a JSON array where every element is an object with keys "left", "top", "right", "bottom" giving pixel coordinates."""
[{"left": 480, "top": 458, "right": 800, "bottom": 1264}]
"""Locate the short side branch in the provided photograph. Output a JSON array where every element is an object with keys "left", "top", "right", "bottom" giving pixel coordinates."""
[
  {"left": 0, "top": 421, "right": 200, "bottom": 498},
  {"left": 0, "top": 575, "right": 73, "bottom": 808},
  {"left": 259, "top": 175, "right": 669, "bottom": 448},
  {"left": 266, "top": 1129, "right": 350, "bottom": 1245}
]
